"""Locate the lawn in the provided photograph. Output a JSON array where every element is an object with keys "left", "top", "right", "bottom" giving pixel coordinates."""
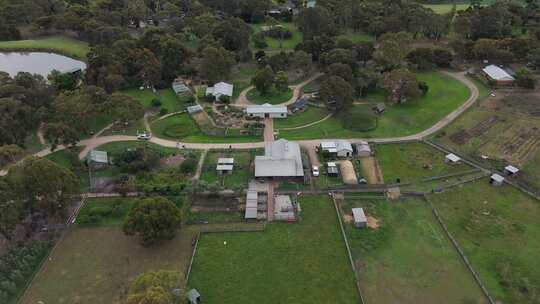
[
  {"left": 423, "top": 3, "right": 472, "bottom": 14},
  {"left": 228, "top": 63, "right": 258, "bottom": 99},
  {"left": 20, "top": 226, "right": 197, "bottom": 304},
  {"left": 274, "top": 107, "right": 330, "bottom": 129},
  {"left": 150, "top": 113, "right": 262, "bottom": 143},
  {"left": 76, "top": 198, "right": 135, "bottom": 226},
  {"left": 429, "top": 180, "right": 540, "bottom": 304},
  {"left": 341, "top": 198, "right": 486, "bottom": 303},
  {"left": 375, "top": 142, "right": 472, "bottom": 184},
  {"left": 250, "top": 22, "right": 303, "bottom": 52},
  {"left": 279, "top": 71, "right": 471, "bottom": 140},
  {"left": 123, "top": 88, "right": 186, "bottom": 113},
  {"left": 246, "top": 87, "right": 293, "bottom": 105},
  {"left": 188, "top": 195, "right": 359, "bottom": 304},
  {"left": 200, "top": 150, "right": 255, "bottom": 188},
  {"left": 95, "top": 141, "right": 181, "bottom": 156},
  {"left": 0, "top": 36, "right": 90, "bottom": 60}
]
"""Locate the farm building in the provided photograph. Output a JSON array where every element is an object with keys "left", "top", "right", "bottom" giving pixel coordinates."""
[
  {"left": 206, "top": 82, "right": 234, "bottom": 101},
  {"left": 327, "top": 162, "right": 339, "bottom": 176},
  {"left": 274, "top": 195, "right": 295, "bottom": 221},
  {"left": 216, "top": 158, "right": 234, "bottom": 175},
  {"left": 445, "top": 153, "right": 461, "bottom": 164},
  {"left": 490, "top": 173, "right": 505, "bottom": 186},
  {"left": 255, "top": 139, "right": 304, "bottom": 178},
  {"left": 482, "top": 65, "right": 515, "bottom": 85},
  {"left": 339, "top": 161, "right": 358, "bottom": 185},
  {"left": 320, "top": 140, "right": 353, "bottom": 157},
  {"left": 87, "top": 150, "right": 109, "bottom": 168},
  {"left": 504, "top": 165, "right": 519, "bottom": 176},
  {"left": 245, "top": 190, "right": 258, "bottom": 220},
  {"left": 355, "top": 141, "right": 372, "bottom": 157},
  {"left": 372, "top": 103, "right": 385, "bottom": 115},
  {"left": 246, "top": 103, "right": 288, "bottom": 118},
  {"left": 172, "top": 79, "right": 190, "bottom": 95},
  {"left": 290, "top": 97, "right": 308, "bottom": 112},
  {"left": 187, "top": 104, "right": 203, "bottom": 114},
  {"left": 352, "top": 208, "right": 367, "bottom": 229}
]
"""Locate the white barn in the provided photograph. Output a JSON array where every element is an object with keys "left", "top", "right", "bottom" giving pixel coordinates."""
[
  {"left": 246, "top": 103, "right": 287, "bottom": 118},
  {"left": 255, "top": 139, "right": 304, "bottom": 178},
  {"left": 482, "top": 65, "right": 515, "bottom": 85},
  {"left": 320, "top": 140, "right": 353, "bottom": 157},
  {"left": 206, "top": 82, "right": 234, "bottom": 100}
]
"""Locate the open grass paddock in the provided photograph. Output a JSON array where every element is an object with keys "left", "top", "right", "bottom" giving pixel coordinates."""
[
  {"left": 279, "top": 71, "right": 470, "bottom": 140},
  {"left": 274, "top": 107, "right": 330, "bottom": 129},
  {"left": 188, "top": 195, "right": 359, "bottom": 304},
  {"left": 0, "top": 36, "right": 90, "bottom": 59},
  {"left": 341, "top": 198, "right": 486, "bottom": 303},
  {"left": 246, "top": 87, "right": 293, "bottom": 105},
  {"left": 429, "top": 181, "right": 540, "bottom": 304}
]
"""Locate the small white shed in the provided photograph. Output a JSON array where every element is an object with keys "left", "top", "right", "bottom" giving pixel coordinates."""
[
  {"left": 490, "top": 173, "right": 505, "bottom": 186},
  {"left": 445, "top": 153, "right": 461, "bottom": 164},
  {"left": 504, "top": 165, "right": 519, "bottom": 176},
  {"left": 352, "top": 208, "right": 367, "bottom": 229},
  {"left": 216, "top": 158, "right": 234, "bottom": 174}
]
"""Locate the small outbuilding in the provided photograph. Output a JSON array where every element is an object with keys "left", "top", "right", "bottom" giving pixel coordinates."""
[
  {"left": 320, "top": 141, "right": 337, "bottom": 154},
  {"left": 290, "top": 97, "right": 308, "bottom": 113},
  {"left": 187, "top": 104, "right": 203, "bottom": 114},
  {"left": 87, "top": 150, "right": 109, "bottom": 169},
  {"left": 172, "top": 79, "right": 190, "bottom": 95},
  {"left": 327, "top": 162, "right": 339, "bottom": 176},
  {"left": 274, "top": 195, "right": 295, "bottom": 221},
  {"left": 206, "top": 82, "right": 234, "bottom": 101},
  {"left": 187, "top": 289, "right": 201, "bottom": 304},
  {"left": 355, "top": 141, "right": 372, "bottom": 157},
  {"left": 352, "top": 208, "right": 367, "bottom": 229},
  {"left": 445, "top": 153, "right": 461, "bottom": 164},
  {"left": 245, "top": 190, "right": 258, "bottom": 220},
  {"left": 482, "top": 65, "right": 515, "bottom": 85},
  {"left": 504, "top": 165, "right": 519, "bottom": 176},
  {"left": 336, "top": 140, "right": 353, "bottom": 157},
  {"left": 216, "top": 158, "right": 234, "bottom": 174},
  {"left": 490, "top": 173, "right": 505, "bottom": 187}
]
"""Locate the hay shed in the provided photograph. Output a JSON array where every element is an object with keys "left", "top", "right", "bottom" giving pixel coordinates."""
[{"left": 339, "top": 160, "right": 358, "bottom": 185}]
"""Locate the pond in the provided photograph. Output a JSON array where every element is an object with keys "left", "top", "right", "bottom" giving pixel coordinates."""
[{"left": 0, "top": 52, "right": 87, "bottom": 78}]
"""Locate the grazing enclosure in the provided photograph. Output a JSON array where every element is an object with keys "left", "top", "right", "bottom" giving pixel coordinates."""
[
  {"left": 429, "top": 180, "right": 540, "bottom": 304},
  {"left": 340, "top": 197, "right": 486, "bottom": 304},
  {"left": 188, "top": 196, "right": 359, "bottom": 304}
]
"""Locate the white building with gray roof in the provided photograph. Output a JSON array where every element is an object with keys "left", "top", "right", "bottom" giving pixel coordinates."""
[
  {"left": 246, "top": 103, "right": 287, "bottom": 118},
  {"left": 255, "top": 139, "right": 304, "bottom": 177}
]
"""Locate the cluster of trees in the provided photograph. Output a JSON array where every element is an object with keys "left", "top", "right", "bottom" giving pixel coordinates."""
[
  {"left": 124, "top": 270, "right": 182, "bottom": 304},
  {"left": 251, "top": 65, "right": 289, "bottom": 94},
  {"left": 0, "top": 241, "right": 49, "bottom": 303}
]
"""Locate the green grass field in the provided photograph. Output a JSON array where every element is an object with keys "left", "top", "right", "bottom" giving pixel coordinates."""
[
  {"left": 275, "top": 107, "right": 330, "bottom": 129},
  {"left": 123, "top": 88, "right": 186, "bottom": 113},
  {"left": 375, "top": 142, "right": 472, "bottom": 184},
  {"left": 150, "top": 113, "right": 261, "bottom": 143},
  {"left": 423, "top": 3, "right": 471, "bottom": 14},
  {"left": 279, "top": 72, "right": 471, "bottom": 140},
  {"left": 250, "top": 22, "right": 303, "bottom": 52},
  {"left": 0, "top": 36, "right": 90, "bottom": 59},
  {"left": 188, "top": 195, "right": 359, "bottom": 304},
  {"left": 342, "top": 198, "right": 486, "bottom": 303},
  {"left": 200, "top": 150, "right": 254, "bottom": 188},
  {"left": 95, "top": 141, "right": 181, "bottom": 156},
  {"left": 246, "top": 87, "right": 293, "bottom": 105},
  {"left": 76, "top": 198, "right": 135, "bottom": 226},
  {"left": 429, "top": 181, "right": 540, "bottom": 303}
]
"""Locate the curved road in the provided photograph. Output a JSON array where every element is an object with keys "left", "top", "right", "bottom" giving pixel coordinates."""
[{"left": 0, "top": 71, "right": 478, "bottom": 176}]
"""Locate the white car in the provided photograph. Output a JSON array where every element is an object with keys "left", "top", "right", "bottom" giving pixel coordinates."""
[
  {"left": 137, "top": 133, "right": 151, "bottom": 140},
  {"left": 312, "top": 166, "right": 320, "bottom": 177}
]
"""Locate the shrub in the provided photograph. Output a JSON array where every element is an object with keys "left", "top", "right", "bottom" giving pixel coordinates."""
[
  {"left": 151, "top": 98, "right": 162, "bottom": 107},
  {"left": 159, "top": 108, "right": 168, "bottom": 116},
  {"left": 180, "top": 158, "right": 198, "bottom": 174}
]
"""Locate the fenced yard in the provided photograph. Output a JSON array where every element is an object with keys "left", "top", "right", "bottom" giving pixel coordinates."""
[
  {"left": 199, "top": 149, "right": 258, "bottom": 189},
  {"left": 428, "top": 180, "right": 540, "bottom": 304},
  {"left": 187, "top": 195, "right": 360, "bottom": 304},
  {"left": 340, "top": 197, "right": 487, "bottom": 304}
]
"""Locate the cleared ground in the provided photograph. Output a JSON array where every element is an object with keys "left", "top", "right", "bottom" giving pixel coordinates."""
[
  {"left": 429, "top": 180, "right": 540, "bottom": 303},
  {"left": 188, "top": 195, "right": 359, "bottom": 304},
  {"left": 0, "top": 36, "right": 90, "bottom": 59},
  {"left": 341, "top": 197, "right": 486, "bottom": 303},
  {"left": 21, "top": 226, "right": 197, "bottom": 304}
]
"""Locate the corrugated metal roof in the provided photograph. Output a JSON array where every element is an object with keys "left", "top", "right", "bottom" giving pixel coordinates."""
[
  {"left": 88, "top": 150, "right": 108, "bottom": 163},
  {"left": 483, "top": 65, "right": 515, "bottom": 81},
  {"left": 218, "top": 158, "right": 234, "bottom": 164},
  {"left": 255, "top": 139, "right": 304, "bottom": 177},
  {"left": 491, "top": 173, "right": 505, "bottom": 182},
  {"left": 206, "top": 82, "right": 233, "bottom": 97},
  {"left": 216, "top": 164, "right": 233, "bottom": 171},
  {"left": 246, "top": 103, "right": 287, "bottom": 114},
  {"left": 505, "top": 165, "right": 519, "bottom": 174},
  {"left": 187, "top": 105, "right": 203, "bottom": 113},
  {"left": 445, "top": 153, "right": 461, "bottom": 163},
  {"left": 352, "top": 208, "right": 367, "bottom": 223}
]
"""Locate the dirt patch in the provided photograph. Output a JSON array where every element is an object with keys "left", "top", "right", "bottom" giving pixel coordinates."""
[
  {"left": 360, "top": 157, "right": 384, "bottom": 184},
  {"left": 386, "top": 187, "right": 401, "bottom": 200},
  {"left": 160, "top": 155, "right": 185, "bottom": 167},
  {"left": 343, "top": 214, "right": 353, "bottom": 224},
  {"left": 367, "top": 216, "right": 380, "bottom": 229},
  {"left": 450, "top": 116, "right": 499, "bottom": 145}
]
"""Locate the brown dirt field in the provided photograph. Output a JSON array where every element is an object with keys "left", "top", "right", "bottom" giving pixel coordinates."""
[
  {"left": 192, "top": 111, "right": 214, "bottom": 127},
  {"left": 360, "top": 157, "right": 384, "bottom": 184},
  {"left": 343, "top": 214, "right": 353, "bottom": 224},
  {"left": 367, "top": 216, "right": 379, "bottom": 229},
  {"left": 21, "top": 226, "right": 197, "bottom": 304}
]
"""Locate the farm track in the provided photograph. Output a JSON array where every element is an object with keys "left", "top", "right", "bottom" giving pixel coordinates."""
[{"left": 0, "top": 70, "right": 478, "bottom": 176}]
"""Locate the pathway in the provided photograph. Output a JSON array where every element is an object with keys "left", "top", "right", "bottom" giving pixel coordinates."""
[
  {"left": 235, "top": 73, "right": 323, "bottom": 108},
  {"left": 193, "top": 149, "right": 208, "bottom": 180},
  {"left": 264, "top": 117, "right": 274, "bottom": 143},
  {"left": 0, "top": 71, "right": 479, "bottom": 177}
]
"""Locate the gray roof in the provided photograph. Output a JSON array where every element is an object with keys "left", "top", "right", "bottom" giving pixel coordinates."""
[
  {"left": 355, "top": 142, "right": 371, "bottom": 153},
  {"left": 505, "top": 165, "right": 519, "bottom": 174},
  {"left": 491, "top": 173, "right": 505, "bottom": 182},
  {"left": 218, "top": 158, "right": 234, "bottom": 164},
  {"left": 206, "top": 82, "right": 233, "bottom": 97},
  {"left": 255, "top": 139, "right": 304, "bottom": 177},
  {"left": 216, "top": 164, "right": 233, "bottom": 171},
  {"left": 88, "top": 150, "right": 108, "bottom": 163},
  {"left": 246, "top": 103, "right": 287, "bottom": 114},
  {"left": 187, "top": 104, "right": 203, "bottom": 114},
  {"left": 352, "top": 208, "right": 367, "bottom": 223},
  {"left": 245, "top": 190, "right": 258, "bottom": 219},
  {"left": 172, "top": 81, "right": 190, "bottom": 94},
  {"left": 483, "top": 65, "right": 515, "bottom": 81},
  {"left": 336, "top": 140, "right": 353, "bottom": 152},
  {"left": 187, "top": 289, "right": 200, "bottom": 302}
]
